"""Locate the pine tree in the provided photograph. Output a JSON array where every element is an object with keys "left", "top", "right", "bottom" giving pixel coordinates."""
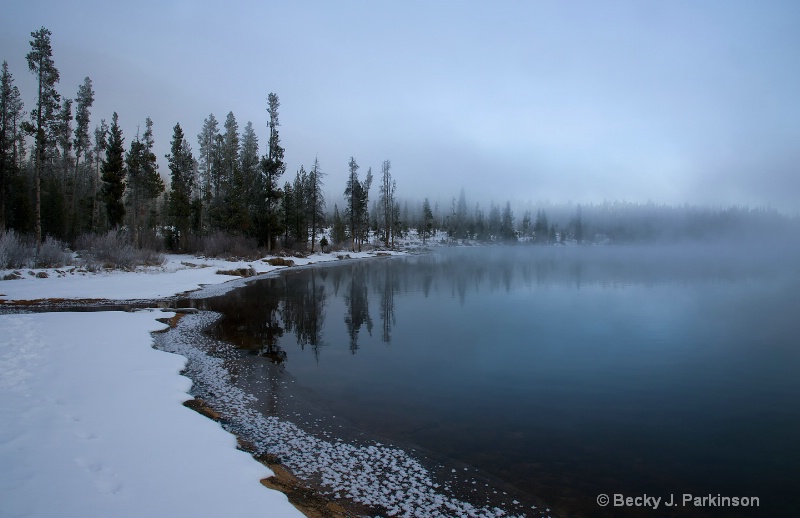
[
  {"left": 221, "top": 111, "right": 239, "bottom": 185},
  {"left": 197, "top": 114, "right": 218, "bottom": 196},
  {"left": 344, "top": 159, "right": 373, "bottom": 252},
  {"left": 25, "top": 27, "right": 61, "bottom": 248},
  {"left": 331, "top": 203, "right": 346, "bottom": 246},
  {"left": 453, "top": 188, "right": 469, "bottom": 240},
  {"left": 71, "top": 77, "right": 93, "bottom": 234},
  {"left": 259, "top": 93, "right": 285, "bottom": 250},
  {"left": 126, "top": 117, "right": 164, "bottom": 246},
  {"left": 360, "top": 168, "right": 373, "bottom": 249},
  {"left": 521, "top": 210, "right": 532, "bottom": 239},
  {"left": 307, "top": 156, "right": 326, "bottom": 252},
  {"left": 500, "top": 201, "right": 516, "bottom": 241},
  {"left": 474, "top": 203, "right": 488, "bottom": 241},
  {"left": 126, "top": 130, "right": 145, "bottom": 239},
  {"left": 239, "top": 121, "right": 259, "bottom": 234},
  {"left": 101, "top": 112, "right": 125, "bottom": 229},
  {"left": 534, "top": 209, "right": 549, "bottom": 243},
  {"left": 281, "top": 180, "right": 294, "bottom": 246},
  {"left": 51, "top": 97, "right": 72, "bottom": 238},
  {"left": 420, "top": 197, "right": 433, "bottom": 244},
  {"left": 291, "top": 168, "right": 308, "bottom": 246},
  {"left": 55, "top": 98, "right": 72, "bottom": 190},
  {"left": 344, "top": 156, "right": 360, "bottom": 250},
  {"left": 378, "top": 159, "right": 396, "bottom": 248},
  {"left": 166, "top": 123, "right": 194, "bottom": 250},
  {"left": 0, "top": 61, "right": 24, "bottom": 232},
  {"left": 196, "top": 113, "right": 219, "bottom": 230},
  {"left": 90, "top": 120, "right": 108, "bottom": 231}
]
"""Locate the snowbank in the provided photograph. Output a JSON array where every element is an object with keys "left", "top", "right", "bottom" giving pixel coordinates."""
[
  {"left": 0, "top": 251, "right": 403, "bottom": 302},
  {"left": 0, "top": 310, "right": 302, "bottom": 518}
]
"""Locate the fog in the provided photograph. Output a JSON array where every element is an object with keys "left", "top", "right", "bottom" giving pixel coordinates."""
[{"left": 3, "top": 1, "right": 799, "bottom": 213}]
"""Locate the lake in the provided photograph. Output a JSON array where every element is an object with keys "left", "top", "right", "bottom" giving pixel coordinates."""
[{"left": 194, "top": 243, "right": 800, "bottom": 517}]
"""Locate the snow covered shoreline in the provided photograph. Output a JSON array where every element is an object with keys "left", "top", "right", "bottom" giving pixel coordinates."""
[
  {"left": 0, "top": 310, "right": 303, "bottom": 518},
  {"left": 0, "top": 249, "right": 553, "bottom": 517},
  {"left": 0, "top": 250, "right": 404, "bottom": 303},
  {"left": 0, "top": 251, "right": 405, "bottom": 518}
]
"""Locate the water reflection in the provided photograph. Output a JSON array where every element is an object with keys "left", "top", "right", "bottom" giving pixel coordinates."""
[
  {"left": 202, "top": 268, "right": 330, "bottom": 363},
  {"left": 344, "top": 262, "right": 372, "bottom": 353},
  {"left": 201, "top": 242, "right": 797, "bottom": 358},
  {"left": 189, "top": 244, "right": 800, "bottom": 517}
]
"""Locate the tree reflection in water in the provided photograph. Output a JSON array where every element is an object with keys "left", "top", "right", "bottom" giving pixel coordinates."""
[{"left": 200, "top": 245, "right": 777, "bottom": 362}]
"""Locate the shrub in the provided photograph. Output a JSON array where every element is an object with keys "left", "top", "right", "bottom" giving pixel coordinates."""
[
  {"left": 36, "top": 236, "right": 72, "bottom": 268},
  {"left": 0, "top": 230, "right": 34, "bottom": 269},
  {"left": 192, "top": 232, "right": 261, "bottom": 260},
  {"left": 75, "top": 230, "right": 164, "bottom": 269},
  {"left": 0, "top": 231, "right": 74, "bottom": 269}
]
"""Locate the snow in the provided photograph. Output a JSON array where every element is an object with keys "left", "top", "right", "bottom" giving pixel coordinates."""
[
  {"left": 0, "top": 251, "right": 402, "bottom": 302},
  {"left": 0, "top": 249, "right": 543, "bottom": 517},
  {"left": 0, "top": 251, "right": 405, "bottom": 518},
  {"left": 0, "top": 310, "right": 302, "bottom": 517},
  {"left": 158, "top": 311, "right": 536, "bottom": 518}
]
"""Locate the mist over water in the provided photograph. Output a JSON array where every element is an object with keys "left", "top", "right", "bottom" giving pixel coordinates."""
[{"left": 199, "top": 241, "right": 800, "bottom": 517}]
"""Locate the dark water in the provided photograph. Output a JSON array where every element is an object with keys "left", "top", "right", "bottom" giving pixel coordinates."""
[{"left": 197, "top": 244, "right": 800, "bottom": 517}]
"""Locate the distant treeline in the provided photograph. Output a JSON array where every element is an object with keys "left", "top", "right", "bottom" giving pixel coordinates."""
[{"left": 1, "top": 27, "right": 795, "bottom": 259}]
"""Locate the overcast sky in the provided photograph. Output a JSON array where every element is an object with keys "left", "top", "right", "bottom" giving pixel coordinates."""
[{"left": 2, "top": 0, "right": 799, "bottom": 212}]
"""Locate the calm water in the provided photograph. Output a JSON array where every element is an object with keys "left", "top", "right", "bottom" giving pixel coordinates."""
[{"left": 200, "top": 244, "right": 800, "bottom": 517}]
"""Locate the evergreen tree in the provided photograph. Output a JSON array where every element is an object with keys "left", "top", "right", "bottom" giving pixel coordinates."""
[
  {"left": 487, "top": 202, "right": 501, "bottom": 239},
  {"left": 219, "top": 112, "right": 249, "bottom": 232},
  {"left": 281, "top": 180, "right": 294, "bottom": 246},
  {"left": 500, "top": 201, "right": 516, "bottom": 241},
  {"left": 378, "top": 159, "right": 396, "bottom": 248},
  {"left": 166, "top": 123, "right": 195, "bottom": 250},
  {"left": 196, "top": 113, "right": 219, "bottom": 229},
  {"left": 291, "top": 168, "right": 308, "bottom": 246},
  {"left": 51, "top": 97, "right": 72, "bottom": 238},
  {"left": 125, "top": 130, "right": 145, "bottom": 238},
  {"left": 239, "top": 121, "right": 259, "bottom": 233},
  {"left": 521, "top": 209, "right": 532, "bottom": 239},
  {"left": 534, "top": 209, "right": 549, "bottom": 243},
  {"left": 101, "top": 112, "right": 125, "bottom": 229},
  {"left": 126, "top": 117, "right": 164, "bottom": 246},
  {"left": 392, "top": 200, "right": 402, "bottom": 244},
  {"left": 90, "top": 120, "right": 108, "bottom": 231},
  {"left": 197, "top": 113, "right": 218, "bottom": 195},
  {"left": 71, "top": 77, "right": 93, "bottom": 234},
  {"left": 221, "top": 111, "right": 239, "bottom": 185},
  {"left": 307, "top": 156, "right": 326, "bottom": 252},
  {"left": 25, "top": 27, "right": 61, "bottom": 248},
  {"left": 344, "top": 156, "right": 360, "bottom": 250},
  {"left": 548, "top": 223, "right": 557, "bottom": 244},
  {"left": 474, "top": 203, "right": 488, "bottom": 241},
  {"left": 453, "top": 188, "right": 469, "bottom": 240},
  {"left": 0, "top": 61, "right": 24, "bottom": 232},
  {"left": 259, "top": 93, "right": 285, "bottom": 250},
  {"left": 331, "top": 203, "right": 346, "bottom": 246},
  {"left": 55, "top": 98, "right": 72, "bottom": 190},
  {"left": 419, "top": 197, "right": 433, "bottom": 244},
  {"left": 360, "top": 167, "right": 373, "bottom": 248}
]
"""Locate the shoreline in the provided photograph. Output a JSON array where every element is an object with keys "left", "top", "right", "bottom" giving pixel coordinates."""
[
  {"left": 2, "top": 250, "right": 553, "bottom": 517},
  {"left": 155, "top": 308, "right": 548, "bottom": 518},
  {"left": 162, "top": 311, "right": 361, "bottom": 518}
]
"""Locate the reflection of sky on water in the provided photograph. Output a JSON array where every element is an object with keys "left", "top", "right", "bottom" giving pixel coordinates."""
[{"left": 200, "top": 245, "right": 800, "bottom": 517}]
